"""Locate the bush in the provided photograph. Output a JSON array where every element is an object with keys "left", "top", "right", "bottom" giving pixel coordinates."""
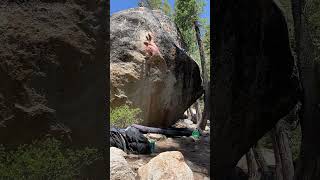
[
  {"left": 289, "top": 125, "right": 301, "bottom": 161},
  {"left": 306, "top": 0, "right": 320, "bottom": 47},
  {"left": 110, "top": 105, "right": 142, "bottom": 128},
  {"left": 0, "top": 138, "right": 101, "bottom": 179}
]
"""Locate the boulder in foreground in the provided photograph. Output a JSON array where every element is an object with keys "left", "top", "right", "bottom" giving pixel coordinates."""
[
  {"left": 110, "top": 147, "right": 135, "bottom": 180},
  {"left": 138, "top": 151, "right": 194, "bottom": 180}
]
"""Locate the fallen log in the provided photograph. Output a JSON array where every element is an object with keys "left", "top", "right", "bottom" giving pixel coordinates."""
[{"left": 131, "top": 124, "right": 193, "bottom": 137}]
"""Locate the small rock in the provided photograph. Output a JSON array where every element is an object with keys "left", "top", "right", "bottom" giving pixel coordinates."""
[
  {"left": 205, "top": 125, "right": 210, "bottom": 131},
  {"left": 167, "top": 137, "right": 174, "bottom": 142},
  {"left": 183, "top": 119, "right": 194, "bottom": 125},
  {"left": 190, "top": 108, "right": 196, "bottom": 115},
  {"left": 110, "top": 148, "right": 135, "bottom": 180},
  {"left": 181, "top": 136, "right": 195, "bottom": 143},
  {"left": 147, "top": 133, "right": 166, "bottom": 141},
  {"left": 138, "top": 151, "right": 194, "bottom": 180},
  {"left": 189, "top": 124, "right": 198, "bottom": 129},
  {"left": 190, "top": 136, "right": 200, "bottom": 142}
]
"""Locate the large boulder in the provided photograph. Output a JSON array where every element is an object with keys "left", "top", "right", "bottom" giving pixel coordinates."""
[
  {"left": 0, "top": 0, "right": 106, "bottom": 146},
  {"left": 110, "top": 8, "right": 203, "bottom": 127},
  {"left": 137, "top": 151, "right": 194, "bottom": 180},
  {"left": 211, "top": 0, "right": 299, "bottom": 178},
  {"left": 110, "top": 147, "right": 135, "bottom": 180}
]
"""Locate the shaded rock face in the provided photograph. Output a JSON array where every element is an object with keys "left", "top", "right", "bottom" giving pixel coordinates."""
[
  {"left": 290, "top": 0, "right": 320, "bottom": 178},
  {"left": 212, "top": 0, "right": 299, "bottom": 178},
  {"left": 137, "top": 151, "right": 194, "bottom": 180},
  {"left": 110, "top": 8, "right": 203, "bottom": 127},
  {"left": 0, "top": 0, "right": 106, "bottom": 146}
]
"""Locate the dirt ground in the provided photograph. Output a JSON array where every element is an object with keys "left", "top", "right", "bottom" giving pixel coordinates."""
[{"left": 125, "top": 120, "right": 210, "bottom": 180}]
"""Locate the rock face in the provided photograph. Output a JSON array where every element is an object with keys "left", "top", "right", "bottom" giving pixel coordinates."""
[
  {"left": 110, "top": 147, "right": 135, "bottom": 180},
  {"left": 138, "top": 151, "right": 194, "bottom": 180},
  {"left": 0, "top": 0, "right": 107, "bottom": 146},
  {"left": 110, "top": 8, "right": 203, "bottom": 127},
  {"left": 212, "top": 0, "right": 299, "bottom": 178}
]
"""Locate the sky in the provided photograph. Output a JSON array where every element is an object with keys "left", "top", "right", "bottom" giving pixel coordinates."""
[{"left": 110, "top": 0, "right": 210, "bottom": 23}]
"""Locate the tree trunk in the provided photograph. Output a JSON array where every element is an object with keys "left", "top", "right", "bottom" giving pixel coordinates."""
[
  {"left": 290, "top": 0, "right": 320, "bottom": 178},
  {"left": 273, "top": 133, "right": 284, "bottom": 180},
  {"left": 194, "top": 21, "right": 209, "bottom": 130},
  {"left": 253, "top": 145, "right": 270, "bottom": 176},
  {"left": 188, "top": 107, "right": 197, "bottom": 124},
  {"left": 193, "top": 100, "right": 202, "bottom": 126},
  {"left": 187, "top": 108, "right": 192, "bottom": 120},
  {"left": 271, "top": 120, "right": 294, "bottom": 180},
  {"left": 246, "top": 148, "right": 261, "bottom": 180}
]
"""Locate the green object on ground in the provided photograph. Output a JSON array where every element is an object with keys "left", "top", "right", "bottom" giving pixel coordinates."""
[
  {"left": 149, "top": 140, "right": 155, "bottom": 153},
  {"left": 192, "top": 130, "right": 200, "bottom": 139}
]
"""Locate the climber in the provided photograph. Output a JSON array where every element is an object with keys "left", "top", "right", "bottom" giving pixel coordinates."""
[
  {"left": 143, "top": 32, "right": 161, "bottom": 57},
  {"left": 143, "top": 32, "right": 168, "bottom": 72}
]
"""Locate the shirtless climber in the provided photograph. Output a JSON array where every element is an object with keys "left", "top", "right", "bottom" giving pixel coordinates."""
[
  {"left": 144, "top": 33, "right": 161, "bottom": 57},
  {"left": 143, "top": 32, "right": 168, "bottom": 72}
]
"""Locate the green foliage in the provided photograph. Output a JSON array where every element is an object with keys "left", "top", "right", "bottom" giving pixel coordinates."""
[
  {"left": 110, "top": 105, "right": 142, "bottom": 128},
  {"left": 203, "top": 24, "right": 210, "bottom": 78},
  {"left": 174, "top": 0, "right": 205, "bottom": 53},
  {"left": 278, "top": 0, "right": 320, "bottom": 51},
  {"left": 139, "top": 0, "right": 162, "bottom": 10},
  {"left": 174, "top": 0, "right": 205, "bottom": 33},
  {"left": 139, "top": 0, "right": 173, "bottom": 17},
  {"left": 173, "top": 0, "right": 209, "bottom": 76},
  {"left": 306, "top": 0, "right": 320, "bottom": 47},
  {"left": 0, "top": 138, "right": 101, "bottom": 179},
  {"left": 162, "top": 0, "right": 172, "bottom": 17},
  {"left": 289, "top": 125, "right": 301, "bottom": 161},
  {"left": 203, "top": 25, "right": 210, "bottom": 56}
]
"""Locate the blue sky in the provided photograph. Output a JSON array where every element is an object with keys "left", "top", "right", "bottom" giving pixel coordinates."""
[{"left": 110, "top": 0, "right": 210, "bottom": 23}]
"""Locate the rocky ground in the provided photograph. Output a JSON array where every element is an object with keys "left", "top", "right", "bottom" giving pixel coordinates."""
[{"left": 111, "top": 119, "right": 210, "bottom": 180}]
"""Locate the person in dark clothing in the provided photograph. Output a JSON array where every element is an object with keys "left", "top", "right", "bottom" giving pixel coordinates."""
[
  {"left": 110, "top": 124, "right": 194, "bottom": 154},
  {"left": 110, "top": 126, "right": 151, "bottom": 154}
]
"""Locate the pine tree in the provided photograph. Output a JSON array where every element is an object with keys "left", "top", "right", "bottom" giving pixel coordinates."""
[
  {"left": 203, "top": 24, "right": 210, "bottom": 77},
  {"left": 174, "top": 0, "right": 209, "bottom": 129},
  {"left": 174, "top": 0, "right": 205, "bottom": 60}
]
